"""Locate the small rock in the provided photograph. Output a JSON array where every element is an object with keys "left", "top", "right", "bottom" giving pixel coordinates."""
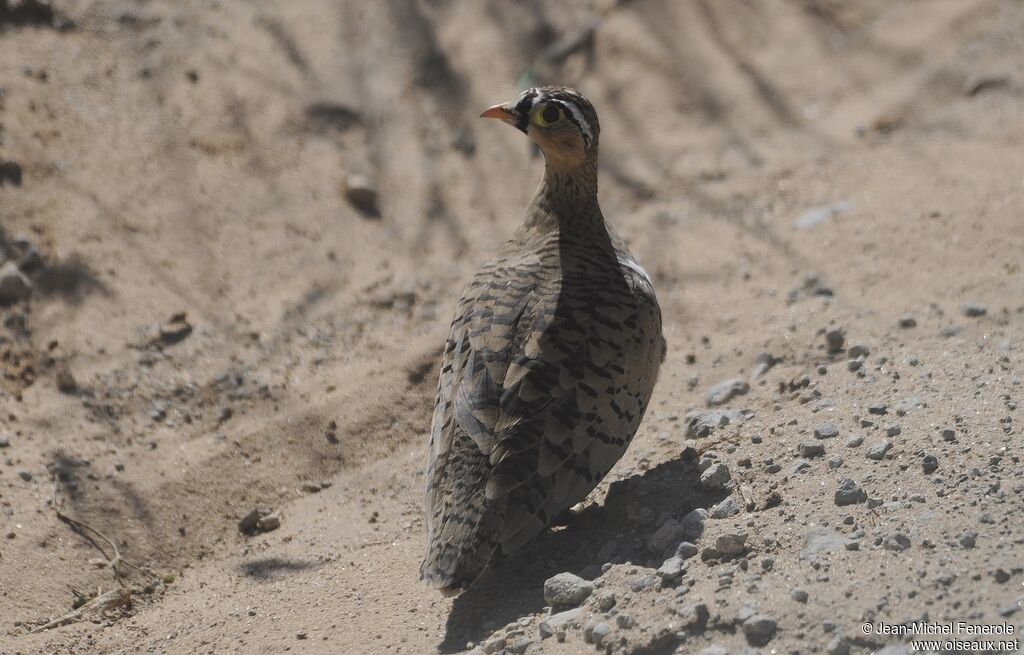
[
  {"left": 845, "top": 435, "right": 864, "bottom": 448},
  {"left": 742, "top": 614, "right": 777, "bottom": 646},
  {"left": 657, "top": 556, "right": 684, "bottom": 583},
  {"left": 543, "top": 572, "right": 593, "bottom": 607},
  {"left": 699, "top": 647, "right": 730, "bottom": 655},
  {"left": 885, "top": 425, "right": 901, "bottom": 437},
  {"left": 685, "top": 408, "right": 754, "bottom": 438},
  {"left": 583, "top": 621, "right": 611, "bottom": 645},
  {"left": 539, "top": 607, "right": 580, "bottom": 638},
  {"left": 825, "top": 635, "right": 850, "bottom": 655},
  {"left": 715, "top": 531, "right": 748, "bottom": 557},
  {"left": 896, "top": 315, "right": 917, "bottom": 329},
  {"left": 961, "top": 303, "right": 987, "bottom": 317},
  {"left": 157, "top": 313, "right": 193, "bottom": 345},
  {"left": 0, "top": 160, "right": 23, "bottom": 187},
  {"left": 674, "top": 541, "right": 699, "bottom": 559},
  {"left": 959, "top": 531, "right": 977, "bottom": 549},
  {"left": 883, "top": 532, "right": 911, "bottom": 551},
  {"left": 940, "top": 324, "right": 962, "bottom": 337},
  {"left": 596, "top": 591, "right": 617, "bottom": 611},
  {"left": 941, "top": 428, "right": 956, "bottom": 442},
  {"left": 791, "top": 588, "right": 809, "bottom": 603},
  {"left": 700, "top": 462, "right": 732, "bottom": 490},
  {"left": 649, "top": 519, "right": 686, "bottom": 554},
  {"left": 834, "top": 478, "right": 867, "bottom": 506},
  {"left": 801, "top": 527, "right": 847, "bottom": 560},
  {"left": 680, "top": 509, "right": 709, "bottom": 540},
  {"left": 344, "top": 174, "right": 380, "bottom": 217},
  {"left": 825, "top": 329, "right": 845, "bottom": 354},
  {"left": 482, "top": 637, "right": 506, "bottom": 654},
  {"left": 791, "top": 459, "right": 812, "bottom": 473},
  {"left": 0, "top": 435, "right": 9, "bottom": 448},
  {"left": 256, "top": 512, "right": 281, "bottom": 532},
  {"left": 827, "top": 455, "right": 843, "bottom": 469},
  {"left": 993, "top": 568, "right": 1010, "bottom": 583},
  {"left": 798, "top": 442, "right": 825, "bottom": 458},
  {"left": 0, "top": 262, "right": 32, "bottom": 304},
  {"left": 677, "top": 602, "right": 709, "bottom": 630},
  {"left": 17, "top": 469, "right": 32, "bottom": 482},
  {"left": 867, "top": 404, "right": 888, "bottom": 415},
  {"left": 300, "top": 482, "right": 323, "bottom": 493},
  {"left": 710, "top": 496, "right": 740, "bottom": 518},
  {"left": 705, "top": 378, "right": 750, "bottom": 407},
  {"left": 814, "top": 423, "right": 839, "bottom": 439},
  {"left": 55, "top": 364, "right": 77, "bottom": 394},
  {"left": 922, "top": 454, "right": 938, "bottom": 474},
  {"left": 238, "top": 507, "right": 274, "bottom": 535},
  {"left": 865, "top": 440, "right": 892, "bottom": 460},
  {"left": 847, "top": 344, "right": 870, "bottom": 359}
]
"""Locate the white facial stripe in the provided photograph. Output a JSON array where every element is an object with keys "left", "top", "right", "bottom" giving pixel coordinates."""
[{"left": 560, "top": 101, "right": 592, "bottom": 144}]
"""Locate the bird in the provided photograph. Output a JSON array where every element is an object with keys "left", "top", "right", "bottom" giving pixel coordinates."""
[{"left": 420, "top": 86, "right": 665, "bottom": 595}]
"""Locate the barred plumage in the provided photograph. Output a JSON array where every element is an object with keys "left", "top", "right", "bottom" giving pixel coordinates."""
[{"left": 421, "top": 87, "right": 665, "bottom": 594}]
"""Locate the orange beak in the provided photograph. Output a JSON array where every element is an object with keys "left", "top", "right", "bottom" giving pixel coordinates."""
[{"left": 480, "top": 104, "right": 515, "bottom": 122}]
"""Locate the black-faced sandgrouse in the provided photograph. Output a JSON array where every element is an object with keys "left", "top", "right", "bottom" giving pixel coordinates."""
[{"left": 421, "top": 86, "right": 665, "bottom": 595}]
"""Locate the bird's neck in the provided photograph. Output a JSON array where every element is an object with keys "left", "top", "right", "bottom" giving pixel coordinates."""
[{"left": 523, "top": 156, "right": 602, "bottom": 236}]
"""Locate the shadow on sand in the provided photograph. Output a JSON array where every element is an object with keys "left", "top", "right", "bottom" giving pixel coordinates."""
[{"left": 438, "top": 452, "right": 727, "bottom": 652}]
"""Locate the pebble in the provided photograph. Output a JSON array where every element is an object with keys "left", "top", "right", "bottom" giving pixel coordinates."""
[
  {"left": 543, "top": 572, "right": 593, "bottom": 607},
  {"left": 710, "top": 496, "right": 740, "bottom": 518},
  {"left": 705, "top": 378, "right": 750, "bottom": 407},
  {"left": 685, "top": 408, "right": 754, "bottom": 438},
  {"left": 827, "top": 455, "right": 843, "bottom": 469},
  {"left": 883, "top": 532, "right": 911, "bottom": 551},
  {"left": 959, "top": 531, "right": 977, "bottom": 549},
  {"left": 825, "top": 329, "right": 845, "bottom": 354},
  {"left": 482, "top": 637, "right": 506, "bottom": 654},
  {"left": 845, "top": 435, "right": 864, "bottom": 448},
  {"left": 922, "top": 454, "right": 938, "bottom": 474},
  {"left": 814, "top": 423, "right": 839, "bottom": 439},
  {"left": 867, "top": 404, "right": 888, "bottom": 415},
  {"left": 715, "top": 531, "right": 748, "bottom": 557},
  {"left": 649, "top": 519, "right": 686, "bottom": 554},
  {"left": 17, "top": 469, "right": 32, "bottom": 481},
  {"left": 847, "top": 344, "right": 870, "bottom": 359},
  {"left": 680, "top": 509, "right": 709, "bottom": 540},
  {"left": 699, "top": 647, "right": 729, "bottom": 655},
  {"left": 826, "top": 635, "right": 850, "bottom": 655},
  {"left": 993, "top": 568, "right": 1010, "bottom": 583},
  {"left": 677, "top": 602, "right": 709, "bottom": 630},
  {"left": 583, "top": 621, "right": 611, "bottom": 645},
  {"left": 865, "top": 440, "right": 892, "bottom": 460},
  {"left": 700, "top": 462, "right": 732, "bottom": 490},
  {"left": 897, "top": 315, "right": 917, "bottom": 329},
  {"left": 238, "top": 507, "right": 275, "bottom": 535},
  {"left": 742, "top": 614, "right": 777, "bottom": 646},
  {"left": 791, "top": 587, "right": 809, "bottom": 603},
  {"left": 55, "top": 364, "right": 77, "bottom": 394},
  {"left": 801, "top": 527, "right": 847, "bottom": 561},
  {"left": 834, "top": 478, "right": 867, "bottom": 506},
  {"left": 940, "top": 325, "right": 962, "bottom": 337},
  {"left": 657, "top": 556, "right": 685, "bottom": 583},
  {"left": 0, "top": 435, "right": 9, "bottom": 448},
  {"left": 596, "top": 591, "right": 617, "bottom": 611},
  {"left": 0, "top": 262, "right": 32, "bottom": 304},
  {"left": 885, "top": 425, "right": 901, "bottom": 437},
  {"left": 256, "top": 512, "right": 281, "bottom": 532},
  {"left": 791, "top": 459, "right": 811, "bottom": 473},
  {"left": 961, "top": 303, "right": 987, "bottom": 317},
  {"left": 675, "top": 541, "right": 699, "bottom": 559},
  {"left": 798, "top": 442, "right": 825, "bottom": 458},
  {"left": 941, "top": 428, "right": 956, "bottom": 442},
  {"left": 344, "top": 174, "right": 380, "bottom": 217},
  {"left": 539, "top": 607, "right": 580, "bottom": 638}
]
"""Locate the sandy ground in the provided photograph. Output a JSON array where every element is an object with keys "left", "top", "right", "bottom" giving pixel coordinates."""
[{"left": 1, "top": 0, "right": 1023, "bottom": 653}]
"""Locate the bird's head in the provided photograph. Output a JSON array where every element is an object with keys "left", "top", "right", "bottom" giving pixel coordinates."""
[{"left": 480, "top": 86, "right": 599, "bottom": 170}]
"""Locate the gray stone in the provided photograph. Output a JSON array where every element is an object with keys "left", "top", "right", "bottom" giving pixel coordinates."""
[
  {"left": 256, "top": 511, "right": 281, "bottom": 532},
  {"left": 710, "top": 496, "right": 740, "bottom": 519},
  {"left": 825, "top": 635, "right": 850, "bottom": 655},
  {"left": 705, "top": 378, "right": 750, "bottom": 407},
  {"left": 543, "top": 572, "right": 593, "bottom": 607},
  {"left": 596, "top": 591, "right": 617, "bottom": 611},
  {"left": 798, "top": 442, "right": 825, "bottom": 458},
  {"left": 897, "top": 315, "right": 917, "bottom": 329},
  {"left": 895, "top": 398, "right": 926, "bottom": 415},
  {"left": 885, "top": 425, "right": 901, "bottom": 437},
  {"left": 677, "top": 602, "right": 709, "bottom": 631},
  {"left": 699, "top": 647, "right": 730, "bottom": 655},
  {"left": 847, "top": 344, "right": 870, "bottom": 359},
  {"left": 0, "top": 262, "right": 31, "bottom": 304},
  {"left": 883, "top": 532, "right": 911, "bottom": 551},
  {"left": 700, "top": 462, "right": 732, "bottom": 490},
  {"left": 715, "top": 532, "right": 748, "bottom": 557},
  {"left": 685, "top": 408, "right": 754, "bottom": 438},
  {"left": 868, "top": 404, "right": 888, "bottom": 415},
  {"left": 922, "top": 454, "right": 938, "bottom": 474},
  {"left": 791, "top": 459, "right": 812, "bottom": 473},
  {"left": 17, "top": 469, "right": 32, "bottom": 482},
  {"left": 0, "top": 435, "right": 9, "bottom": 448},
  {"left": 675, "top": 541, "right": 699, "bottom": 559},
  {"left": 742, "top": 614, "right": 777, "bottom": 646},
  {"left": 801, "top": 527, "right": 847, "bottom": 560},
  {"left": 649, "top": 519, "right": 686, "bottom": 554},
  {"left": 680, "top": 509, "right": 709, "bottom": 540},
  {"left": 959, "top": 531, "right": 977, "bottom": 549},
  {"left": 344, "top": 174, "right": 380, "bottom": 216},
  {"left": 828, "top": 455, "right": 843, "bottom": 469},
  {"left": 583, "top": 620, "right": 611, "bottom": 645},
  {"left": 845, "top": 435, "right": 864, "bottom": 448},
  {"left": 791, "top": 588, "right": 809, "bottom": 603},
  {"left": 657, "top": 556, "right": 685, "bottom": 583},
  {"left": 940, "top": 324, "right": 962, "bottom": 337},
  {"left": 814, "top": 423, "right": 840, "bottom": 439},
  {"left": 825, "top": 329, "right": 845, "bottom": 354},
  {"left": 539, "top": 607, "right": 581, "bottom": 638},
  {"left": 834, "top": 478, "right": 867, "bottom": 506},
  {"left": 961, "top": 303, "right": 987, "bottom": 317},
  {"left": 866, "top": 440, "right": 892, "bottom": 460}
]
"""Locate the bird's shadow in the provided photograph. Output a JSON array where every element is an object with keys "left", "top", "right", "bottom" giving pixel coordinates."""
[{"left": 438, "top": 453, "right": 727, "bottom": 652}]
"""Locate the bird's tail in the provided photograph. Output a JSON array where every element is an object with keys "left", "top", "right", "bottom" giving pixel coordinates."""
[{"left": 420, "top": 435, "right": 505, "bottom": 595}]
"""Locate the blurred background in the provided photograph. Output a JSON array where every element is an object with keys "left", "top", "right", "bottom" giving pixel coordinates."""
[{"left": 2, "top": 1, "right": 1022, "bottom": 653}]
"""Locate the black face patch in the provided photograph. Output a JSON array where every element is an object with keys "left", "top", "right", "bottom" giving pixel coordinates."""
[{"left": 512, "top": 90, "right": 537, "bottom": 134}]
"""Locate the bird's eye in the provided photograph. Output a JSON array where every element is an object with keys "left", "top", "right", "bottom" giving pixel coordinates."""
[{"left": 533, "top": 103, "right": 564, "bottom": 126}]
